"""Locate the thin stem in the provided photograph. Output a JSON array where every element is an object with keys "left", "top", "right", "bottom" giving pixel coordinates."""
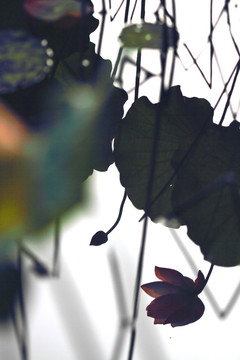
[
  {"left": 106, "top": 191, "right": 127, "bottom": 235},
  {"left": 112, "top": 47, "right": 124, "bottom": 80},
  {"left": 130, "top": 0, "right": 138, "bottom": 21},
  {"left": 111, "top": 0, "right": 132, "bottom": 82},
  {"left": 127, "top": 1, "right": 148, "bottom": 358},
  {"left": 128, "top": 1, "right": 170, "bottom": 359},
  {"left": 169, "top": 229, "right": 221, "bottom": 316},
  {"left": 11, "top": 312, "right": 27, "bottom": 360},
  {"left": 210, "top": 0, "right": 213, "bottom": 88},
  {"left": 219, "top": 59, "right": 240, "bottom": 125},
  {"left": 134, "top": 50, "right": 142, "bottom": 100},
  {"left": 110, "top": 0, "right": 125, "bottom": 21},
  {"left": 127, "top": 215, "right": 149, "bottom": 360},
  {"left": 140, "top": 0, "right": 146, "bottom": 20},
  {"left": 97, "top": 0, "right": 107, "bottom": 55},
  {"left": 124, "top": 0, "right": 131, "bottom": 23},
  {"left": 183, "top": 44, "right": 211, "bottom": 88},
  {"left": 197, "top": 263, "right": 214, "bottom": 295},
  {"left": 204, "top": 263, "right": 214, "bottom": 287}
]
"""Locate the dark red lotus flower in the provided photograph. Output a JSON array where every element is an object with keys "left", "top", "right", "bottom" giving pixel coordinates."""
[{"left": 141, "top": 267, "right": 205, "bottom": 327}]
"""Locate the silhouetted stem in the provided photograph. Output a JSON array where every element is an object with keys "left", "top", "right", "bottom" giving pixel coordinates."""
[
  {"left": 204, "top": 263, "right": 214, "bottom": 287},
  {"left": 97, "top": 0, "right": 107, "bottom": 55},
  {"left": 197, "top": 263, "right": 214, "bottom": 294},
  {"left": 219, "top": 59, "right": 240, "bottom": 125},
  {"left": 169, "top": 229, "right": 221, "bottom": 315},
  {"left": 106, "top": 191, "right": 127, "bottom": 235},
  {"left": 128, "top": 2, "right": 169, "bottom": 359}
]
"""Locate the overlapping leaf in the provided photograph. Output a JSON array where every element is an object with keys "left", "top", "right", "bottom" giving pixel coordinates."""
[
  {"left": 115, "top": 85, "right": 240, "bottom": 266},
  {"left": 172, "top": 121, "right": 240, "bottom": 266},
  {"left": 114, "top": 86, "right": 213, "bottom": 224},
  {"left": 0, "top": 30, "right": 54, "bottom": 94}
]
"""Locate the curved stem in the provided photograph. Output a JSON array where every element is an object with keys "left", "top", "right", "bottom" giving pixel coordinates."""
[
  {"left": 106, "top": 190, "right": 127, "bottom": 235},
  {"left": 204, "top": 263, "right": 214, "bottom": 287},
  {"left": 198, "top": 263, "right": 214, "bottom": 294}
]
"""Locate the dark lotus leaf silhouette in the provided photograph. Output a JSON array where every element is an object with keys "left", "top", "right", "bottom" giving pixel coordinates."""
[
  {"left": 172, "top": 120, "right": 240, "bottom": 266},
  {"left": 114, "top": 86, "right": 213, "bottom": 224},
  {"left": 141, "top": 267, "right": 205, "bottom": 327},
  {"left": 115, "top": 85, "right": 240, "bottom": 266}
]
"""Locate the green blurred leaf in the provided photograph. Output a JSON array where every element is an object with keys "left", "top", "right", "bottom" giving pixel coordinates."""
[
  {"left": 0, "top": 79, "right": 127, "bottom": 240},
  {"left": 119, "top": 23, "right": 179, "bottom": 49},
  {"left": 0, "top": 88, "right": 96, "bottom": 240},
  {"left": 0, "top": 30, "right": 54, "bottom": 94}
]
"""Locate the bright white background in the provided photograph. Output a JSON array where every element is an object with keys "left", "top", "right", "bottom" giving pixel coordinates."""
[{"left": 1, "top": 1, "right": 240, "bottom": 359}]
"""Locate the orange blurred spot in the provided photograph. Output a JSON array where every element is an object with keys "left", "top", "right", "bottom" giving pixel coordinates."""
[{"left": 0, "top": 101, "right": 30, "bottom": 158}]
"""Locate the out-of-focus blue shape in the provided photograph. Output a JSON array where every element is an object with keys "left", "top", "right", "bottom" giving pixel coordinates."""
[{"left": 0, "top": 30, "right": 54, "bottom": 94}]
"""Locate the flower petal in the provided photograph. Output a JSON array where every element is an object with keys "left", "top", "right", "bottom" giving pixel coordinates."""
[
  {"left": 141, "top": 281, "right": 183, "bottom": 298},
  {"left": 169, "top": 296, "right": 205, "bottom": 327},
  {"left": 183, "top": 276, "right": 195, "bottom": 291},
  {"left": 155, "top": 267, "right": 193, "bottom": 290},
  {"left": 194, "top": 270, "right": 205, "bottom": 294},
  {"left": 154, "top": 318, "right": 168, "bottom": 324},
  {"left": 146, "top": 293, "right": 189, "bottom": 319}
]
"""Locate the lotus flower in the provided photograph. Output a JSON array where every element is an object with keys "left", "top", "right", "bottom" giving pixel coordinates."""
[{"left": 141, "top": 267, "right": 205, "bottom": 327}]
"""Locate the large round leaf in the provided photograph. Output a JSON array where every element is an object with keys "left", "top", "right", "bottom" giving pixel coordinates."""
[
  {"left": 0, "top": 30, "right": 54, "bottom": 94},
  {"left": 172, "top": 121, "right": 240, "bottom": 266},
  {"left": 114, "top": 86, "right": 213, "bottom": 224}
]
